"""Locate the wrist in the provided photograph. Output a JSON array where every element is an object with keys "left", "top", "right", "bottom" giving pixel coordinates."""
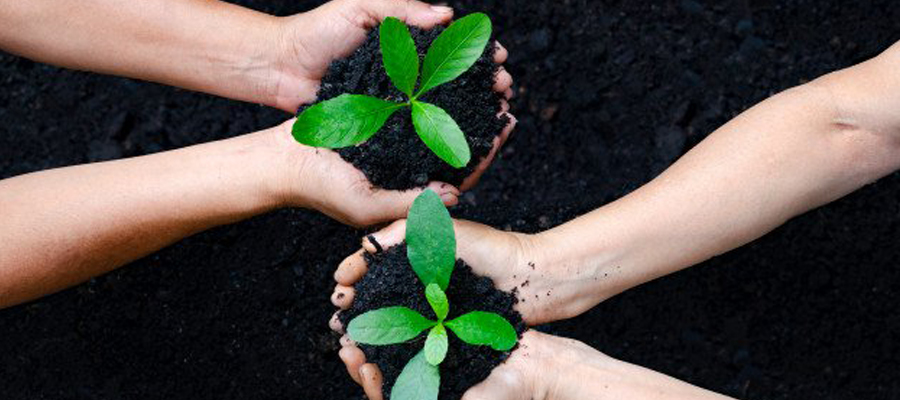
[
  {"left": 526, "top": 225, "right": 632, "bottom": 323},
  {"left": 192, "top": 3, "right": 292, "bottom": 109},
  {"left": 253, "top": 120, "right": 319, "bottom": 209}
]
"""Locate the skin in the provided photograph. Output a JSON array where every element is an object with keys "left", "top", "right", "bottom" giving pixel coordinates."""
[
  {"left": 333, "top": 41, "right": 900, "bottom": 398},
  {"left": 0, "top": 0, "right": 516, "bottom": 308}
]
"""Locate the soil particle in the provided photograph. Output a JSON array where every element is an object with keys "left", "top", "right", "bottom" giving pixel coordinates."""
[
  {"left": 339, "top": 244, "right": 525, "bottom": 400},
  {"left": 305, "top": 25, "right": 508, "bottom": 190}
]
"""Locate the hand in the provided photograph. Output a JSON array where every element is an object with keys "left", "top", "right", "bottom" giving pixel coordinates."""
[
  {"left": 329, "top": 218, "right": 563, "bottom": 324},
  {"left": 332, "top": 329, "right": 560, "bottom": 400},
  {"left": 270, "top": 0, "right": 517, "bottom": 191},
  {"left": 255, "top": 121, "right": 453, "bottom": 227}
]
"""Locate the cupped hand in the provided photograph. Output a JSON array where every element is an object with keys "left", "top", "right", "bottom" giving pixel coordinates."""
[
  {"left": 272, "top": 0, "right": 516, "bottom": 191},
  {"left": 335, "top": 329, "right": 562, "bottom": 400},
  {"left": 324, "top": 218, "right": 590, "bottom": 398},
  {"left": 329, "top": 218, "right": 561, "bottom": 324}
]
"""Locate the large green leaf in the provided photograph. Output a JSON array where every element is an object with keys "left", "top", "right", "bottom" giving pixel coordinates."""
[
  {"left": 410, "top": 101, "right": 471, "bottom": 168},
  {"left": 292, "top": 94, "right": 404, "bottom": 148},
  {"left": 391, "top": 349, "right": 440, "bottom": 400},
  {"left": 425, "top": 283, "right": 449, "bottom": 321},
  {"left": 424, "top": 324, "right": 449, "bottom": 366},
  {"left": 417, "top": 13, "right": 492, "bottom": 96},
  {"left": 445, "top": 311, "right": 517, "bottom": 351},
  {"left": 406, "top": 190, "right": 456, "bottom": 290},
  {"left": 380, "top": 17, "right": 419, "bottom": 97},
  {"left": 347, "top": 307, "right": 435, "bottom": 345}
]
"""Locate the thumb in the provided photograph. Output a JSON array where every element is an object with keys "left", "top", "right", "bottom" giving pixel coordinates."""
[
  {"left": 368, "top": 182, "right": 459, "bottom": 222},
  {"left": 361, "top": 0, "right": 454, "bottom": 29}
]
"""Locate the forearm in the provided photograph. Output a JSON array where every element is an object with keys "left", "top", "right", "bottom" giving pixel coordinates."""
[
  {"left": 0, "top": 125, "right": 289, "bottom": 308},
  {"left": 526, "top": 332, "right": 732, "bottom": 400},
  {"left": 554, "top": 353, "right": 734, "bottom": 400},
  {"left": 536, "top": 42, "right": 900, "bottom": 317},
  {"left": 0, "top": 0, "right": 287, "bottom": 108}
]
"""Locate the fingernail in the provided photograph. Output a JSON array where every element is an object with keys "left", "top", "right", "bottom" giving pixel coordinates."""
[
  {"left": 430, "top": 5, "right": 453, "bottom": 14},
  {"left": 440, "top": 193, "right": 458, "bottom": 206},
  {"left": 428, "top": 182, "right": 460, "bottom": 196}
]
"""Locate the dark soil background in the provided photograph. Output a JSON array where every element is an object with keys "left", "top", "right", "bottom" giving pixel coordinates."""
[
  {"left": 1, "top": 1, "right": 898, "bottom": 399},
  {"left": 313, "top": 26, "right": 506, "bottom": 190},
  {"left": 337, "top": 244, "right": 526, "bottom": 400}
]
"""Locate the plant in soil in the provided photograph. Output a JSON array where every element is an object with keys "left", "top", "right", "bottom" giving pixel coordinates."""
[
  {"left": 292, "top": 13, "right": 492, "bottom": 169},
  {"left": 345, "top": 190, "right": 518, "bottom": 400}
]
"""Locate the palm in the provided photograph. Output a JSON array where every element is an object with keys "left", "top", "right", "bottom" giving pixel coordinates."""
[{"left": 274, "top": 0, "right": 454, "bottom": 113}]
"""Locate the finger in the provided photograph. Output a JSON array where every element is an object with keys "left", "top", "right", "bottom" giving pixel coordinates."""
[
  {"left": 494, "top": 67, "right": 513, "bottom": 93},
  {"left": 366, "top": 181, "right": 459, "bottom": 223},
  {"left": 360, "top": 0, "right": 454, "bottom": 29},
  {"left": 340, "top": 334, "right": 357, "bottom": 347},
  {"left": 504, "top": 87, "right": 514, "bottom": 100},
  {"left": 460, "top": 135, "right": 503, "bottom": 191},
  {"left": 500, "top": 113, "right": 517, "bottom": 146},
  {"left": 493, "top": 42, "right": 508, "bottom": 64},
  {"left": 339, "top": 346, "right": 367, "bottom": 385},
  {"left": 500, "top": 100, "right": 510, "bottom": 114},
  {"left": 330, "top": 311, "right": 345, "bottom": 333},
  {"left": 360, "top": 364, "right": 385, "bottom": 400},
  {"left": 335, "top": 249, "right": 368, "bottom": 286},
  {"left": 331, "top": 285, "right": 355, "bottom": 309},
  {"left": 363, "top": 219, "right": 409, "bottom": 254}
]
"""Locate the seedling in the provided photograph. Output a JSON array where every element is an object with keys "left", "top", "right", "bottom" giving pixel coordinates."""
[
  {"left": 292, "top": 14, "right": 493, "bottom": 168},
  {"left": 346, "top": 190, "right": 518, "bottom": 400}
]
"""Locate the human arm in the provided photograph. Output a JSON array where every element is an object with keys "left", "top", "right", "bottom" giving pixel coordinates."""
[
  {"left": 0, "top": 0, "right": 514, "bottom": 115},
  {"left": 529, "top": 40, "right": 900, "bottom": 320},
  {"left": 0, "top": 121, "right": 461, "bottom": 309}
]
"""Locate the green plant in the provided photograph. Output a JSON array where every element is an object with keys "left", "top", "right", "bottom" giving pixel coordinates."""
[
  {"left": 292, "top": 13, "right": 493, "bottom": 168},
  {"left": 346, "top": 190, "right": 518, "bottom": 400}
]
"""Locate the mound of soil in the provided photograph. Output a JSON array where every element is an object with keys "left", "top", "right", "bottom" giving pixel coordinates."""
[
  {"left": 303, "top": 25, "right": 508, "bottom": 190},
  {"left": 339, "top": 243, "right": 525, "bottom": 400}
]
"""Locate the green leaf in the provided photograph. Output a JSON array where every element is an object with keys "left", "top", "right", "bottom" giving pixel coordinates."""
[
  {"left": 391, "top": 349, "right": 440, "bottom": 400},
  {"left": 406, "top": 190, "right": 456, "bottom": 290},
  {"left": 380, "top": 17, "right": 420, "bottom": 97},
  {"left": 445, "top": 311, "right": 518, "bottom": 351},
  {"left": 417, "top": 13, "right": 492, "bottom": 96},
  {"left": 425, "top": 283, "right": 449, "bottom": 321},
  {"left": 292, "top": 94, "right": 404, "bottom": 148},
  {"left": 347, "top": 307, "right": 435, "bottom": 345},
  {"left": 410, "top": 101, "right": 471, "bottom": 168},
  {"left": 424, "top": 324, "right": 449, "bottom": 365}
]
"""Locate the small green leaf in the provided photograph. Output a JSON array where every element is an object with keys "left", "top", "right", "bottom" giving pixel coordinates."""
[
  {"left": 410, "top": 101, "right": 471, "bottom": 168},
  {"left": 347, "top": 307, "right": 435, "bottom": 345},
  {"left": 445, "top": 311, "right": 518, "bottom": 351},
  {"left": 424, "top": 324, "right": 449, "bottom": 365},
  {"left": 417, "top": 13, "right": 492, "bottom": 97},
  {"left": 380, "top": 17, "right": 420, "bottom": 97},
  {"left": 425, "top": 283, "right": 449, "bottom": 321},
  {"left": 406, "top": 190, "right": 456, "bottom": 290},
  {"left": 292, "top": 94, "right": 404, "bottom": 148},
  {"left": 391, "top": 349, "right": 440, "bottom": 400}
]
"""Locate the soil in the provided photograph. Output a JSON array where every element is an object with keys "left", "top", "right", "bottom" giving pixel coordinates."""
[
  {"left": 338, "top": 243, "right": 526, "bottom": 400},
  {"left": 1, "top": 1, "right": 899, "bottom": 400},
  {"left": 305, "top": 25, "right": 508, "bottom": 190}
]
